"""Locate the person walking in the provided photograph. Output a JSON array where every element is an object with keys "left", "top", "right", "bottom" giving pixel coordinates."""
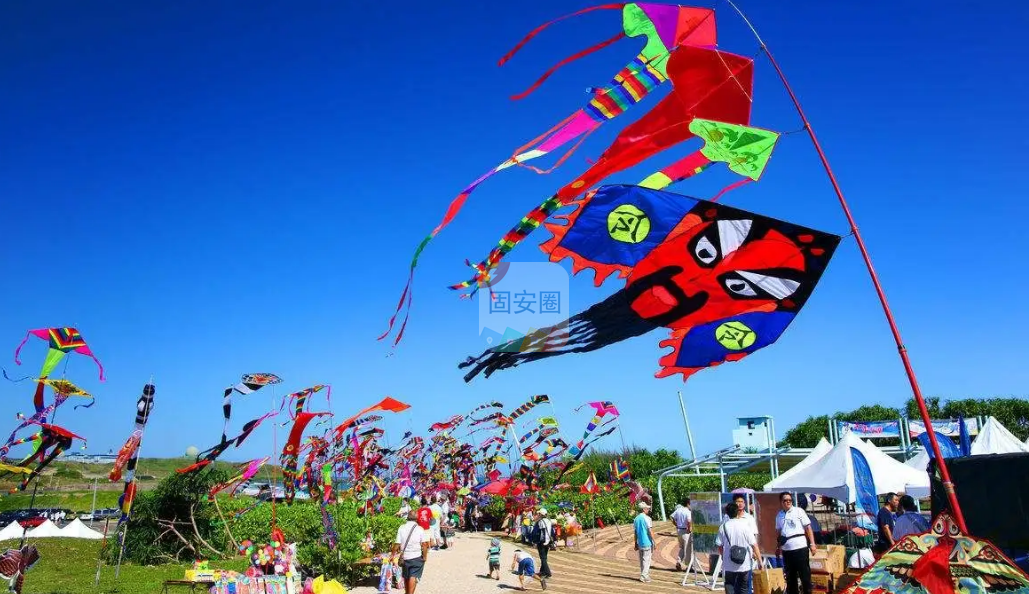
[
  {"left": 534, "top": 509, "right": 554, "bottom": 580},
  {"left": 633, "top": 502, "right": 656, "bottom": 583},
  {"left": 775, "top": 492, "right": 816, "bottom": 594},
  {"left": 671, "top": 498, "right": 693, "bottom": 571},
  {"left": 392, "top": 510, "right": 430, "bottom": 594},
  {"left": 719, "top": 502, "right": 761, "bottom": 594}
]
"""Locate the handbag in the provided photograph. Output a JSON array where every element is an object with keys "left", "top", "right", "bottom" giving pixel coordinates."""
[{"left": 723, "top": 525, "right": 749, "bottom": 565}]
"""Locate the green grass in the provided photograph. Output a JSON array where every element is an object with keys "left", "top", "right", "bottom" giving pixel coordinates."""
[
  {"left": 0, "top": 492, "right": 122, "bottom": 513},
  {"left": 22, "top": 538, "right": 248, "bottom": 594},
  {"left": 0, "top": 457, "right": 284, "bottom": 514}
]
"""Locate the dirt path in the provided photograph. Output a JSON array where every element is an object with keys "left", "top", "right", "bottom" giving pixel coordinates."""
[
  {"left": 348, "top": 530, "right": 713, "bottom": 594},
  {"left": 349, "top": 532, "right": 533, "bottom": 594}
]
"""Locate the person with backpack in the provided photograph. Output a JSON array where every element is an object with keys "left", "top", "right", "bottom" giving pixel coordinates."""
[
  {"left": 718, "top": 502, "right": 761, "bottom": 594},
  {"left": 532, "top": 509, "right": 554, "bottom": 581}
]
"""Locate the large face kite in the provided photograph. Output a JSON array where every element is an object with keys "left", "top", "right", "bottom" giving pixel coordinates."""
[{"left": 460, "top": 184, "right": 840, "bottom": 381}]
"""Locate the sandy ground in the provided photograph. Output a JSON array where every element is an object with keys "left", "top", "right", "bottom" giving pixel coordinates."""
[{"left": 349, "top": 532, "right": 549, "bottom": 594}]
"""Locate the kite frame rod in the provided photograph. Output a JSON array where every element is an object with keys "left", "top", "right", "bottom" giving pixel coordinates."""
[{"left": 722, "top": 0, "right": 968, "bottom": 532}]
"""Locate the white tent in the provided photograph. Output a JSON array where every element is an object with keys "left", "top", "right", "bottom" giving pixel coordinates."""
[
  {"left": 25, "top": 519, "right": 63, "bottom": 538},
  {"left": 59, "top": 518, "right": 104, "bottom": 540},
  {"left": 763, "top": 431, "right": 930, "bottom": 501},
  {"left": 970, "top": 417, "right": 1029, "bottom": 456},
  {"left": 905, "top": 447, "right": 930, "bottom": 470},
  {"left": 763, "top": 437, "right": 833, "bottom": 491},
  {"left": 0, "top": 522, "right": 26, "bottom": 541}
]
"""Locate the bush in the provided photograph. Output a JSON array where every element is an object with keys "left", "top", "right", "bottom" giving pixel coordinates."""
[{"left": 54, "top": 467, "right": 84, "bottom": 480}]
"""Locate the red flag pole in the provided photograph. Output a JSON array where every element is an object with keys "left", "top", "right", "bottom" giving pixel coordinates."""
[{"left": 722, "top": 0, "right": 967, "bottom": 532}]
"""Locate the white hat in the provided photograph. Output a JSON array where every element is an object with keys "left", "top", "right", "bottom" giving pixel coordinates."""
[
  {"left": 638, "top": 501, "right": 651, "bottom": 510},
  {"left": 539, "top": 508, "right": 548, "bottom": 516}
]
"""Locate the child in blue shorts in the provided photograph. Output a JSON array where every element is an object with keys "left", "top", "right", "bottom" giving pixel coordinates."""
[{"left": 511, "top": 549, "right": 547, "bottom": 591}]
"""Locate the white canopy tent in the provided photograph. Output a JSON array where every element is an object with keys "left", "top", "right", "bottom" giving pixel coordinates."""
[
  {"left": 59, "top": 518, "right": 104, "bottom": 540},
  {"left": 0, "top": 522, "right": 25, "bottom": 541},
  {"left": 25, "top": 519, "right": 63, "bottom": 538},
  {"left": 970, "top": 417, "right": 1029, "bottom": 455},
  {"left": 905, "top": 447, "right": 930, "bottom": 470},
  {"left": 763, "top": 431, "right": 930, "bottom": 500},
  {"left": 763, "top": 437, "right": 832, "bottom": 491}
]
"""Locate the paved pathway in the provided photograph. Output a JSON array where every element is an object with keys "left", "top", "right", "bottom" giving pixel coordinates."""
[{"left": 349, "top": 526, "right": 715, "bottom": 594}]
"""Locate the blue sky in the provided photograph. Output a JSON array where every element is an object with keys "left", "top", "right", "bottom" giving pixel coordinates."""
[{"left": 2, "top": 1, "right": 1027, "bottom": 464}]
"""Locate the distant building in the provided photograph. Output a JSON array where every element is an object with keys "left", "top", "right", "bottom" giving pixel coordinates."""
[{"left": 60, "top": 452, "right": 117, "bottom": 464}]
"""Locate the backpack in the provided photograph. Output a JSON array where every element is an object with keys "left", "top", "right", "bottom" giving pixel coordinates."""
[{"left": 530, "top": 520, "right": 550, "bottom": 546}]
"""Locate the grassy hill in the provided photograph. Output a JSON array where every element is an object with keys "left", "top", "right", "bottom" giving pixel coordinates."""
[{"left": 0, "top": 457, "right": 282, "bottom": 513}]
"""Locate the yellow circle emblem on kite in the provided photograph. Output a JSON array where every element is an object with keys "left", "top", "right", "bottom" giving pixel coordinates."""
[
  {"left": 715, "top": 321, "right": 756, "bottom": 350},
  {"left": 607, "top": 204, "right": 651, "bottom": 243}
]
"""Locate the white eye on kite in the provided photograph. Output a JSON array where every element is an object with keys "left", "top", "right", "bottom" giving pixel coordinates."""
[
  {"left": 725, "top": 277, "right": 757, "bottom": 296},
  {"left": 694, "top": 236, "right": 718, "bottom": 265}
]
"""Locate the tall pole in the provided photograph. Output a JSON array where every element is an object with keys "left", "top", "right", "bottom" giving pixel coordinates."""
[
  {"left": 722, "top": 0, "right": 968, "bottom": 533},
  {"left": 676, "top": 392, "right": 698, "bottom": 465},
  {"left": 90, "top": 477, "right": 98, "bottom": 519}
]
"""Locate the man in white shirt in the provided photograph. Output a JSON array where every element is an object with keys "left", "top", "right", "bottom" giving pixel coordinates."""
[
  {"left": 775, "top": 493, "right": 816, "bottom": 594},
  {"left": 535, "top": 509, "right": 554, "bottom": 580},
  {"left": 671, "top": 498, "right": 693, "bottom": 571},
  {"left": 718, "top": 502, "right": 761, "bottom": 594},
  {"left": 733, "top": 493, "right": 759, "bottom": 539},
  {"left": 396, "top": 498, "right": 412, "bottom": 518},
  {"left": 392, "top": 510, "right": 430, "bottom": 594}
]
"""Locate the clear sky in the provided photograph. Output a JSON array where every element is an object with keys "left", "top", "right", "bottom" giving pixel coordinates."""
[{"left": 2, "top": 1, "right": 1027, "bottom": 464}]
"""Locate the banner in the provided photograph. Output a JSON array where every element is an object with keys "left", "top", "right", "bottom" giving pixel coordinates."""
[
  {"left": 850, "top": 447, "right": 878, "bottom": 530},
  {"left": 688, "top": 492, "right": 723, "bottom": 554},
  {"left": 908, "top": 418, "right": 979, "bottom": 438},
  {"left": 837, "top": 420, "right": 901, "bottom": 438}
]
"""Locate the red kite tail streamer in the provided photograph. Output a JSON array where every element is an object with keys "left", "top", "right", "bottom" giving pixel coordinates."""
[{"left": 498, "top": 4, "right": 626, "bottom": 67}]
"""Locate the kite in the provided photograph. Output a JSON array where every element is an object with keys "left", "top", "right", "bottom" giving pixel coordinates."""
[
  {"left": 8, "top": 328, "right": 103, "bottom": 418},
  {"left": 209, "top": 457, "right": 269, "bottom": 500},
  {"left": 508, "top": 395, "right": 550, "bottom": 422},
  {"left": 570, "top": 401, "right": 620, "bottom": 457},
  {"left": 11, "top": 328, "right": 104, "bottom": 382},
  {"left": 451, "top": 44, "right": 756, "bottom": 295},
  {"left": 6, "top": 423, "right": 84, "bottom": 492},
  {"left": 460, "top": 184, "right": 840, "bottom": 381},
  {"left": 281, "top": 412, "right": 331, "bottom": 504},
  {"left": 639, "top": 119, "right": 779, "bottom": 193},
  {"left": 329, "top": 397, "right": 411, "bottom": 442},
  {"left": 0, "top": 379, "right": 92, "bottom": 459},
  {"left": 278, "top": 384, "right": 329, "bottom": 423},
  {"left": 115, "top": 384, "right": 155, "bottom": 524},
  {"left": 840, "top": 513, "right": 1029, "bottom": 594},
  {"left": 176, "top": 412, "right": 276, "bottom": 474},
  {"left": 381, "top": 4, "right": 733, "bottom": 344},
  {"left": 430, "top": 415, "right": 465, "bottom": 432},
  {"left": 222, "top": 373, "right": 282, "bottom": 441}
]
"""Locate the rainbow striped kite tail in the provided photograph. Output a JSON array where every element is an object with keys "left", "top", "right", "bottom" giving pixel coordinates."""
[{"left": 448, "top": 259, "right": 492, "bottom": 297}]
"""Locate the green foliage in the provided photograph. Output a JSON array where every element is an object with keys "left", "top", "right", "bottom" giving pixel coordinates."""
[
  {"left": 780, "top": 396, "right": 1029, "bottom": 448},
  {"left": 220, "top": 495, "right": 403, "bottom": 582},
  {"left": 113, "top": 468, "right": 231, "bottom": 565},
  {"left": 54, "top": 466, "right": 84, "bottom": 479}
]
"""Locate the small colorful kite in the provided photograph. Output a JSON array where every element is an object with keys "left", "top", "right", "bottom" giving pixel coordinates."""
[
  {"left": 209, "top": 457, "right": 270, "bottom": 500},
  {"left": 115, "top": 383, "right": 155, "bottom": 525},
  {"left": 222, "top": 373, "right": 282, "bottom": 441},
  {"left": 460, "top": 184, "right": 840, "bottom": 381},
  {"left": 8, "top": 328, "right": 104, "bottom": 416}
]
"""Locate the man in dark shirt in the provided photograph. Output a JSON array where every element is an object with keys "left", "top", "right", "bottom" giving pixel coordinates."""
[{"left": 875, "top": 492, "right": 899, "bottom": 554}]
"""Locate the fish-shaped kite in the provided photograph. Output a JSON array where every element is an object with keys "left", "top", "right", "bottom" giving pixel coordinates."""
[{"left": 460, "top": 184, "right": 840, "bottom": 381}]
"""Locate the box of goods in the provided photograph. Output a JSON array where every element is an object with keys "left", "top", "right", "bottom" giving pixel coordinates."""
[
  {"left": 184, "top": 569, "right": 216, "bottom": 582},
  {"left": 810, "top": 544, "right": 846, "bottom": 577},
  {"left": 753, "top": 568, "right": 786, "bottom": 594},
  {"left": 811, "top": 572, "right": 834, "bottom": 594}
]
